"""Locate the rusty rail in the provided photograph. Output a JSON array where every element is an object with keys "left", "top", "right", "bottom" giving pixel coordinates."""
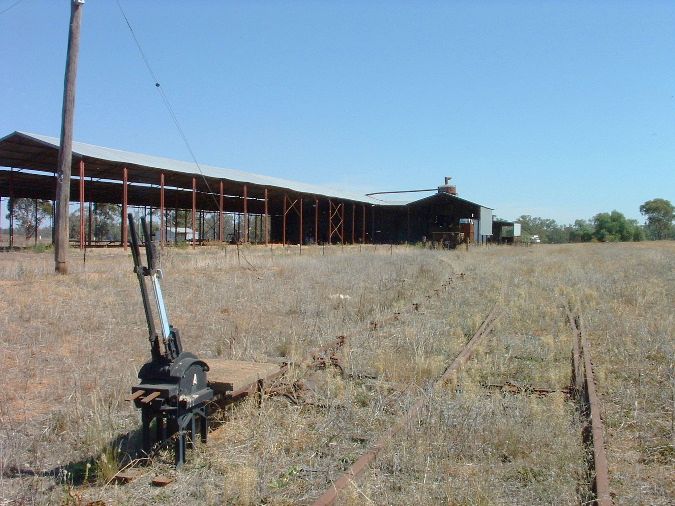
[
  {"left": 312, "top": 303, "right": 500, "bottom": 506},
  {"left": 218, "top": 273, "right": 462, "bottom": 408},
  {"left": 567, "top": 308, "right": 612, "bottom": 506}
]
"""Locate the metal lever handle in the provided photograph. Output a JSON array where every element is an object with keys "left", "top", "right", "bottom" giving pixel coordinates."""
[
  {"left": 128, "top": 214, "right": 161, "bottom": 360},
  {"left": 139, "top": 218, "right": 171, "bottom": 343}
]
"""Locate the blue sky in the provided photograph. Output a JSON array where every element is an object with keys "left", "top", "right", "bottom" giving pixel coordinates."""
[{"left": 1, "top": 0, "right": 673, "bottom": 224}]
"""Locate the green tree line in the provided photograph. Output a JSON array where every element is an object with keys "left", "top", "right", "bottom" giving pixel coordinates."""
[{"left": 516, "top": 198, "right": 674, "bottom": 244}]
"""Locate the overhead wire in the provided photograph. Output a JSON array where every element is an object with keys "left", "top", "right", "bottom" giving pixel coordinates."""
[
  {"left": 0, "top": 0, "right": 26, "bottom": 16},
  {"left": 115, "top": 0, "right": 222, "bottom": 213}
]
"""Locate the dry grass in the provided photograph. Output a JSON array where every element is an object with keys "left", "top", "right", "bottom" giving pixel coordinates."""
[{"left": 0, "top": 241, "right": 672, "bottom": 504}]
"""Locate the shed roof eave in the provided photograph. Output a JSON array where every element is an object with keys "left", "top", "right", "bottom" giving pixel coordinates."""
[{"left": 8, "top": 131, "right": 383, "bottom": 205}]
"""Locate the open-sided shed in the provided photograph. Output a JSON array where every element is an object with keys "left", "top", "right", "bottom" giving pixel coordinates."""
[{"left": 0, "top": 131, "right": 492, "bottom": 248}]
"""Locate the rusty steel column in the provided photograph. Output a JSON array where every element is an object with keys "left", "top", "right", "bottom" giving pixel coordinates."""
[
  {"left": 282, "top": 193, "right": 287, "bottom": 247},
  {"left": 341, "top": 203, "right": 345, "bottom": 245},
  {"left": 264, "top": 187, "right": 269, "bottom": 245},
  {"left": 315, "top": 198, "right": 319, "bottom": 244},
  {"left": 0, "top": 196, "right": 2, "bottom": 247},
  {"left": 8, "top": 168, "right": 14, "bottom": 248},
  {"left": 219, "top": 180, "right": 224, "bottom": 242},
  {"left": 362, "top": 204, "right": 366, "bottom": 244},
  {"left": 327, "top": 199, "right": 332, "bottom": 245},
  {"left": 79, "top": 160, "right": 84, "bottom": 250},
  {"left": 122, "top": 167, "right": 128, "bottom": 250},
  {"left": 351, "top": 203, "right": 355, "bottom": 244},
  {"left": 299, "top": 197, "right": 303, "bottom": 250},
  {"left": 326, "top": 199, "right": 333, "bottom": 246},
  {"left": 160, "top": 173, "right": 165, "bottom": 246},
  {"left": 243, "top": 184, "right": 248, "bottom": 243},
  {"left": 191, "top": 176, "right": 196, "bottom": 248}
]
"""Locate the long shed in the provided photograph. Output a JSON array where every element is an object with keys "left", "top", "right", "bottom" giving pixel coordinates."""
[{"left": 0, "top": 131, "right": 492, "bottom": 247}]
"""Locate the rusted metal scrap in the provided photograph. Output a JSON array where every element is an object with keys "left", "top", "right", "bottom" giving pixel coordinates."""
[
  {"left": 482, "top": 381, "right": 571, "bottom": 397},
  {"left": 309, "top": 335, "right": 347, "bottom": 374}
]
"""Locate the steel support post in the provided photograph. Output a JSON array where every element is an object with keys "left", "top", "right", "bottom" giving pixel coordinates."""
[
  {"left": 191, "top": 177, "right": 196, "bottom": 248},
  {"left": 299, "top": 198, "right": 303, "bottom": 252},
  {"left": 243, "top": 184, "right": 248, "bottom": 243},
  {"left": 160, "top": 173, "right": 165, "bottom": 246},
  {"left": 362, "top": 204, "right": 366, "bottom": 244},
  {"left": 79, "top": 160, "right": 84, "bottom": 250},
  {"left": 341, "top": 203, "right": 345, "bottom": 245},
  {"left": 219, "top": 180, "right": 224, "bottom": 242},
  {"left": 122, "top": 167, "right": 128, "bottom": 250},
  {"left": 8, "top": 168, "right": 13, "bottom": 248},
  {"left": 327, "top": 199, "right": 332, "bottom": 245},
  {"left": 282, "top": 193, "right": 287, "bottom": 247},
  {"left": 0, "top": 196, "right": 2, "bottom": 247},
  {"left": 264, "top": 188, "right": 269, "bottom": 245},
  {"left": 351, "top": 203, "right": 355, "bottom": 244},
  {"left": 314, "top": 198, "right": 319, "bottom": 244}
]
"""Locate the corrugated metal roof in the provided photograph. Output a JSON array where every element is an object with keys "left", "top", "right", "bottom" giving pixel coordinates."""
[
  {"left": 405, "top": 191, "right": 493, "bottom": 210},
  {"left": 1, "top": 131, "right": 491, "bottom": 211},
  {"left": 12, "top": 131, "right": 391, "bottom": 205}
]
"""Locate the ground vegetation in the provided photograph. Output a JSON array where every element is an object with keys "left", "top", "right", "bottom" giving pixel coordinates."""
[{"left": 0, "top": 242, "right": 672, "bottom": 504}]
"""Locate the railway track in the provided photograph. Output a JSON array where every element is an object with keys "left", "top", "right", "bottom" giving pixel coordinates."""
[
  {"left": 566, "top": 307, "right": 613, "bottom": 506},
  {"left": 303, "top": 302, "right": 612, "bottom": 505},
  {"left": 207, "top": 272, "right": 467, "bottom": 431},
  {"left": 312, "top": 303, "right": 501, "bottom": 506},
  {"left": 114, "top": 277, "right": 613, "bottom": 506}
]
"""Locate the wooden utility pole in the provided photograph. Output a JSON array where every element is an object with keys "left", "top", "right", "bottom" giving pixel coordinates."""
[{"left": 54, "top": 0, "right": 85, "bottom": 274}]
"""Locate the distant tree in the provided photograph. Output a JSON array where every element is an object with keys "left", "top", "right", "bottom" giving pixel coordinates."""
[
  {"left": 94, "top": 204, "right": 121, "bottom": 241},
  {"left": 69, "top": 209, "right": 81, "bottom": 241},
  {"left": 516, "top": 215, "right": 567, "bottom": 243},
  {"left": 5, "top": 198, "right": 52, "bottom": 239},
  {"left": 569, "top": 219, "right": 594, "bottom": 242},
  {"left": 592, "top": 210, "right": 638, "bottom": 242},
  {"left": 68, "top": 204, "right": 122, "bottom": 242},
  {"left": 547, "top": 225, "right": 570, "bottom": 244},
  {"left": 631, "top": 223, "right": 645, "bottom": 242},
  {"left": 639, "top": 198, "right": 674, "bottom": 240},
  {"left": 166, "top": 209, "right": 190, "bottom": 229}
]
